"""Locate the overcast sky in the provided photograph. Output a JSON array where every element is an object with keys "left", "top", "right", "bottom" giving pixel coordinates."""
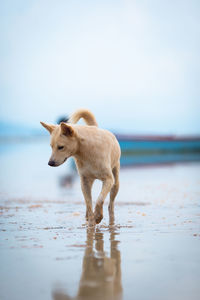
[{"left": 0, "top": 0, "right": 199, "bottom": 134}]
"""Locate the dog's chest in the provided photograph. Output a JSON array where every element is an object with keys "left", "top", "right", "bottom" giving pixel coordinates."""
[{"left": 75, "top": 157, "right": 104, "bottom": 179}]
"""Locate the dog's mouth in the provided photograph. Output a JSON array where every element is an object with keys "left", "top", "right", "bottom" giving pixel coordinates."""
[
  {"left": 63, "top": 157, "right": 68, "bottom": 163},
  {"left": 49, "top": 157, "right": 68, "bottom": 167},
  {"left": 54, "top": 157, "right": 68, "bottom": 166}
]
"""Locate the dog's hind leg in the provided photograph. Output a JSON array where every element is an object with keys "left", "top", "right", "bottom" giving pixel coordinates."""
[
  {"left": 80, "top": 176, "right": 95, "bottom": 226},
  {"left": 94, "top": 174, "right": 114, "bottom": 224},
  {"left": 108, "top": 162, "right": 120, "bottom": 224}
]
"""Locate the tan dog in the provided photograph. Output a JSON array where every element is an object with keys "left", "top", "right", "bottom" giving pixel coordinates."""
[{"left": 40, "top": 109, "right": 121, "bottom": 226}]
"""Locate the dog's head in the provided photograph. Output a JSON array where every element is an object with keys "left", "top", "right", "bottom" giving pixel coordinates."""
[{"left": 40, "top": 122, "right": 78, "bottom": 167}]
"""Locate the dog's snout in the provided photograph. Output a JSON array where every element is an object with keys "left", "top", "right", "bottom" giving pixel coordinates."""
[{"left": 48, "top": 160, "right": 55, "bottom": 166}]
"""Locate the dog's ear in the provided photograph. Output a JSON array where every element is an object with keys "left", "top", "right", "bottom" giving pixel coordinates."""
[
  {"left": 40, "top": 122, "right": 56, "bottom": 134},
  {"left": 60, "top": 122, "right": 74, "bottom": 137}
]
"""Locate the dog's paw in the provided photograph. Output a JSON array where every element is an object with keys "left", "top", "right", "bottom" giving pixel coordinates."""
[
  {"left": 95, "top": 214, "right": 103, "bottom": 224},
  {"left": 88, "top": 217, "right": 95, "bottom": 227},
  {"left": 109, "top": 212, "right": 115, "bottom": 225},
  {"left": 94, "top": 206, "right": 103, "bottom": 224}
]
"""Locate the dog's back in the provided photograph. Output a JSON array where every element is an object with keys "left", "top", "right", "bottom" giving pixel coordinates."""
[{"left": 69, "top": 109, "right": 120, "bottom": 169}]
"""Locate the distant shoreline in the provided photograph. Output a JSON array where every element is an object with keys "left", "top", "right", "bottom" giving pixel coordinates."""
[{"left": 1, "top": 133, "right": 200, "bottom": 143}]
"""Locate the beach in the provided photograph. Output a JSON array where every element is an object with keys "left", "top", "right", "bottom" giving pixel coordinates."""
[{"left": 0, "top": 141, "right": 200, "bottom": 300}]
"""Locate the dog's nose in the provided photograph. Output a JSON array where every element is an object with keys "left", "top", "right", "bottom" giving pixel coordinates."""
[{"left": 48, "top": 160, "right": 55, "bottom": 166}]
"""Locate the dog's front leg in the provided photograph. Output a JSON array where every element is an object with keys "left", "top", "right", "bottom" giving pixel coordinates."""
[
  {"left": 94, "top": 175, "right": 114, "bottom": 224},
  {"left": 80, "top": 176, "right": 95, "bottom": 226}
]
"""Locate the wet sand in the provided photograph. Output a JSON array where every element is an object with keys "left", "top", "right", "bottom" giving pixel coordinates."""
[{"left": 0, "top": 146, "right": 200, "bottom": 300}]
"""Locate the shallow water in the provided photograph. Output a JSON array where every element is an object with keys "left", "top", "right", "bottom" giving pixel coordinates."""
[{"left": 0, "top": 141, "right": 200, "bottom": 300}]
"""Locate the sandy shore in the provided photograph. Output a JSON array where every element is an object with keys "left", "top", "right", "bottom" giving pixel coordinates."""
[{"left": 0, "top": 161, "right": 200, "bottom": 300}]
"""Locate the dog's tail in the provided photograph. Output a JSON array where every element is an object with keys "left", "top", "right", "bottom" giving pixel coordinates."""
[{"left": 69, "top": 109, "right": 98, "bottom": 127}]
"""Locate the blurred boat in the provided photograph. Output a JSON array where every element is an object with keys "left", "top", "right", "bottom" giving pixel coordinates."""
[{"left": 116, "top": 134, "right": 200, "bottom": 166}]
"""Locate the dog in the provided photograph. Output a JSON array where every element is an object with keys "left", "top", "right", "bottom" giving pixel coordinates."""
[{"left": 40, "top": 109, "right": 121, "bottom": 226}]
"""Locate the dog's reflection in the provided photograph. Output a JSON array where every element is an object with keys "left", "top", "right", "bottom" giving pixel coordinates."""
[{"left": 53, "top": 227, "right": 122, "bottom": 300}]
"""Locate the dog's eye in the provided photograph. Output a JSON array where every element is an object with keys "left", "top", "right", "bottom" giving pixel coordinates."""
[{"left": 58, "top": 146, "right": 64, "bottom": 150}]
